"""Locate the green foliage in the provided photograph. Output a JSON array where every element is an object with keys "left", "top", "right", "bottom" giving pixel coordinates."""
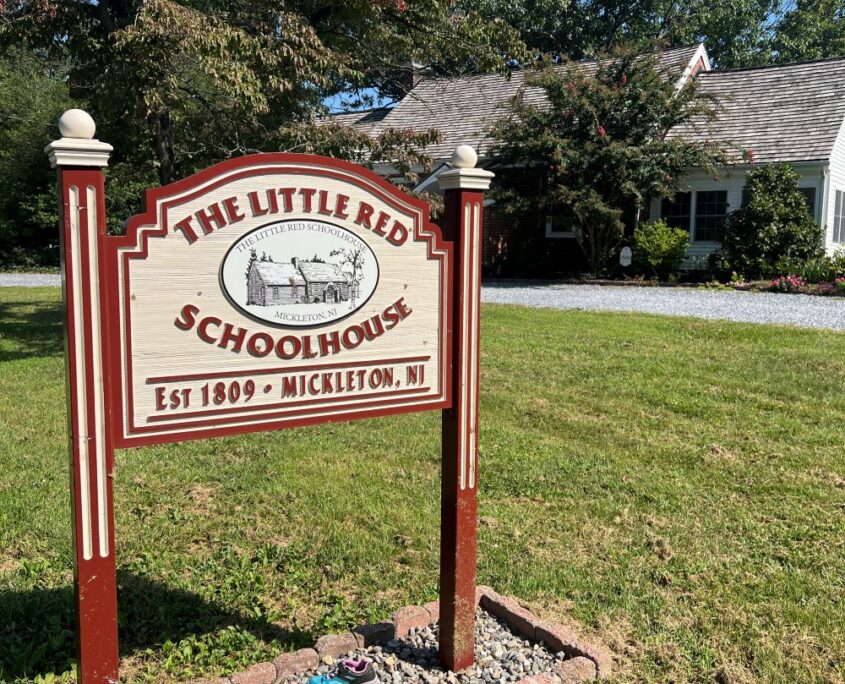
[
  {"left": 0, "top": 47, "right": 74, "bottom": 268},
  {"left": 103, "top": 163, "right": 159, "bottom": 236},
  {"left": 1, "top": 0, "right": 526, "bottom": 186},
  {"left": 706, "top": 250, "right": 733, "bottom": 281},
  {"left": 0, "top": 46, "right": 157, "bottom": 266},
  {"left": 722, "top": 163, "right": 823, "bottom": 278},
  {"left": 0, "top": 1, "right": 526, "bottom": 262},
  {"left": 489, "top": 47, "right": 725, "bottom": 275},
  {"left": 460, "top": 0, "right": 780, "bottom": 67},
  {"left": 773, "top": 0, "right": 845, "bottom": 62},
  {"left": 771, "top": 250, "right": 845, "bottom": 284},
  {"left": 633, "top": 219, "right": 690, "bottom": 279},
  {"left": 462, "top": 0, "right": 845, "bottom": 68}
]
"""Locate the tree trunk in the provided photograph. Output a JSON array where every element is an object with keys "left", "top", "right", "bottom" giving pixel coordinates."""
[{"left": 149, "top": 108, "right": 175, "bottom": 186}]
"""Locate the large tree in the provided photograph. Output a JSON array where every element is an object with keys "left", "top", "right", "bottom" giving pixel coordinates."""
[
  {"left": 773, "top": 0, "right": 845, "bottom": 62},
  {"left": 489, "top": 48, "right": 726, "bottom": 275},
  {"left": 1, "top": 1, "right": 526, "bottom": 186},
  {"left": 460, "top": 0, "right": 780, "bottom": 67},
  {"left": 0, "top": 47, "right": 74, "bottom": 266}
]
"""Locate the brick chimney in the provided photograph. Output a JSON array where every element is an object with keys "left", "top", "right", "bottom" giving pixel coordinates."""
[{"left": 403, "top": 62, "right": 428, "bottom": 93}]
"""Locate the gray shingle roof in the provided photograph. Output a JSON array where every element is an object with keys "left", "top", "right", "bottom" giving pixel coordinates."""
[
  {"left": 341, "top": 44, "right": 703, "bottom": 161},
  {"left": 327, "top": 107, "right": 392, "bottom": 135},
  {"left": 297, "top": 260, "right": 350, "bottom": 283},
  {"left": 252, "top": 260, "right": 350, "bottom": 285},
  {"left": 252, "top": 261, "right": 305, "bottom": 286},
  {"left": 668, "top": 57, "right": 845, "bottom": 163}
]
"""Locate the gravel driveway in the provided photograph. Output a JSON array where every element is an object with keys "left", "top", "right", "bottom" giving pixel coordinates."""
[
  {"left": 4, "top": 273, "right": 844, "bottom": 331},
  {"left": 482, "top": 282, "right": 845, "bottom": 331},
  {"left": 0, "top": 273, "right": 61, "bottom": 287}
]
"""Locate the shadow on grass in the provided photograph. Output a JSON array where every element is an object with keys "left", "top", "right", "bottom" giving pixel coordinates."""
[
  {"left": 0, "top": 571, "right": 310, "bottom": 681},
  {"left": 0, "top": 297, "right": 63, "bottom": 362}
]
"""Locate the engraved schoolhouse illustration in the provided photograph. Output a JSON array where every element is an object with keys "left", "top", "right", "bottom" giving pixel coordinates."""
[{"left": 246, "top": 254, "right": 357, "bottom": 306}]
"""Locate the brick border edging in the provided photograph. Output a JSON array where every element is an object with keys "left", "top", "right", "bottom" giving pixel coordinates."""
[
  {"left": 189, "top": 586, "right": 611, "bottom": 684},
  {"left": 475, "top": 586, "right": 611, "bottom": 682}
]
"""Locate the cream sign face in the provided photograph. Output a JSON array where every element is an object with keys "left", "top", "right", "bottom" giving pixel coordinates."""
[{"left": 105, "top": 154, "right": 451, "bottom": 446}]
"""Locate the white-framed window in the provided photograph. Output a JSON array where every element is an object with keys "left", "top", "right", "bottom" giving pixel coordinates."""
[
  {"left": 545, "top": 215, "right": 576, "bottom": 239},
  {"left": 660, "top": 192, "right": 692, "bottom": 231},
  {"left": 660, "top": 190, "right": 728, "bottom": 242},
  {"left": 799, "top": 187, "right": 817, "bottom": 219},
  {"left": 693, "top": 190, "right": 728, "bottom": 242},
  {"left": 834, "top": 190, "right": 845, "bottom": 244}
]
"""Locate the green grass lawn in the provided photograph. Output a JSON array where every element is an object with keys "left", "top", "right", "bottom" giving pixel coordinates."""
[{"left": 1, "top": 287, "right": 844, "bottom": 684}]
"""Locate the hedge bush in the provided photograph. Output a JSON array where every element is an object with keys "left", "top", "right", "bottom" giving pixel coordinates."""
[
  {"left": 722, "top": 164, "right": 823, "bottom": 278},
  {"left": 632, "top": 219, "right": 690, "bottom": 279}
]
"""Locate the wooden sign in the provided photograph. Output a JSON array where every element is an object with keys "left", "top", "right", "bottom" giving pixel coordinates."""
[
  {"left": 47, "top": 109, "right": 492, "bottom": 683},
  {"left": 106, "top": 155, "right": 451, "bottom": 446}
]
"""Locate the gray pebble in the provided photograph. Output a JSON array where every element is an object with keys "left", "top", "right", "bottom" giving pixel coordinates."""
[{"left": 276, "top": 609, "right": 566, "bottom": 683}]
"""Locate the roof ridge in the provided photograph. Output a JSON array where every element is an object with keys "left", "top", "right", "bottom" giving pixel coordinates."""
[
  {"left": 329, "top": 106, "right": 392, "bottom": 116},
  {"left": 326, "top": 107, "right": 394, "bottom": 122},
  {"left": 408, "top": 42, "right": 705, "bottom": 87},
  {"left": 703, "top": 54, "right": 845, "bottom": 75}
]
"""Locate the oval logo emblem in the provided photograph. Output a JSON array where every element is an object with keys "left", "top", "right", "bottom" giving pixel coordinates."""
[{"left": 220, "top": 220, "right": 379, "bottom": 328}]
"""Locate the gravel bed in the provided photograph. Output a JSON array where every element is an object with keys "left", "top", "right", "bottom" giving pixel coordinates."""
[
  {"left": 0, "top": 272, "right": 61, "bottom": 287},
  {"left": 280, "top": 610, "right": 564, "bottom": 684},
  {"left": 482, "top": 281, "right": 845, "bottom": 331}
]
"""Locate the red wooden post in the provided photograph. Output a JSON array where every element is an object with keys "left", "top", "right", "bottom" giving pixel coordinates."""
[
  {"left": 437, "top": 146, "right": 493, "bottom": 672},
  {"left": 46, "top": 110, "right": 120, "bottom": 684}
]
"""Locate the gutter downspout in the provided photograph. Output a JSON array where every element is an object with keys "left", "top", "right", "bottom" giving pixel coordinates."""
[{"left": 821, "top": 165, "right": 831, "bottom": 253}]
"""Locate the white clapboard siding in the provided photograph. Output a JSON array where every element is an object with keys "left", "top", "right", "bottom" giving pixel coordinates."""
[{"left": 825, "top": 117, "right": 845, "bottom": 254}]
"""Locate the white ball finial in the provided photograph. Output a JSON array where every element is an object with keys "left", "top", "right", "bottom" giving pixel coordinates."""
[
  {"left": 58, "top": 109, "right": 96, "bottom": 140},
  {"left": 451, "top": 145, "right": 478, "bottom": 169}
]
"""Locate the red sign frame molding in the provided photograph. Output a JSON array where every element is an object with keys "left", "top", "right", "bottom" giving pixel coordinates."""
[{"left": 102, "top": 153, "right": 453, "bottom": 448}]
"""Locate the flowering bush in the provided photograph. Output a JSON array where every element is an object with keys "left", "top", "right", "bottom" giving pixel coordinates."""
[
  {"left": 766, "top": 275, "right": 845, "bottom": 295},
  {"left": 489, "top": 46, "right": 724, "bottom": 276},
  {"left": 768, "top": 275, "right": 806, "bottom": 293},
  {"left": 776, "top": 254, "right": 845, "bottom": 283}
]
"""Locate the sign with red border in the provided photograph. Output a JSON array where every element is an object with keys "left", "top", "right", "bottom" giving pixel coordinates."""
[
  {"left": 104, "top": 154, "right": 452, "bottom": 447},
  {"left": 49, "top": 108, "right": 492, "bottom": 681}
]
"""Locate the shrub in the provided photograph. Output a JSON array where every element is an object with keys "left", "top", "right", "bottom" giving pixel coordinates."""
[
  {"left": 722, "top": 164, "right": 823, "bottom": 278},
  {"left": 706, "top": 250, "right": 732, "bottom": 281},
  {"left": 774, "top": 255, "right": 842, "bottom": 283},
  {"left": 838, "top": 277, "right": 845, "bottom": 295},
  {"left": 632, "top": 219, "right": 690, "bottom": 279},
  {"left": 767, "top": 274, "right": 806, "bottom": 293},
  {"left": 832, "top": 250, "right": 845, "bottom": 276}
]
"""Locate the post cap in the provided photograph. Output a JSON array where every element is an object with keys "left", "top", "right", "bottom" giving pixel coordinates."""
[
  {"left": 437, "top": 145, "right": 493, "bottom": 191},
  {"left": 58, "top": 109, "right": 97, "bottom": 139},
  {"left": 45, "top": 109, "right": 112, "bottom": 168},
  {"left": 451, "top": 145, "right": 478, "bottom": 169}
]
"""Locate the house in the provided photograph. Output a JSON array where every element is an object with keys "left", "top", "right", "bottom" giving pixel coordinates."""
[
  {"left": 335, "top": 44, "right": 845, "bottom": 275},
  {"left": 247, "top": 257, "right": 352, "bottom": 306},
  {"left": 655, "top": 58, "right": 845, "bottom": 266}
]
